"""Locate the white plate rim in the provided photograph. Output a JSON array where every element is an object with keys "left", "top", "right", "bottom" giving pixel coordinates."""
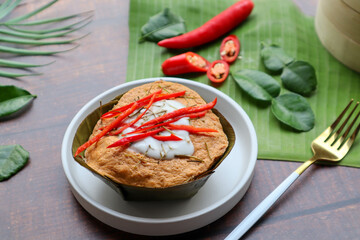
[{"left": 61, "top": 77, "right": 258, "bottom": 235}]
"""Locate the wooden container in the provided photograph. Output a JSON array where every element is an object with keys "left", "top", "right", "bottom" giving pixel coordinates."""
[{"left": 315, "top": 0, "right": 360, "bottom": 72}]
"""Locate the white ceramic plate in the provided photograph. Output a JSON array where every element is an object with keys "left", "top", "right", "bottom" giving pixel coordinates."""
[{"left": 61, "top": 77, "right": 257, "bottom": 236}]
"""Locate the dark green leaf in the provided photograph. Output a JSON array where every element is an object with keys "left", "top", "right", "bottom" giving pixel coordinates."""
[
  {"left": 271, "top": 93, "right": 315, "bottom": 132},
  {"left": 232, "top": 69, "right": 281, "bottom": 102},
  {"left": 140, "top": 8, "right": 186, "bottom": 42},
  {"left": 0, "top": 144, "right": 29, "bottom": 181},
  {"left": 0, "top": 85, "right": 36, "bottom": 118},
  {"left": 260, "top": 43, "right": 294, "bottom": 72},
  {"left": 281, "top": 60, "right": 317, "bottom": 96}
]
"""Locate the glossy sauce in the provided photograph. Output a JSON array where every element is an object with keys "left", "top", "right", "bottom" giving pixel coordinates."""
[{"left": 120, "top": 100, "right": 194, "bottom": 159}]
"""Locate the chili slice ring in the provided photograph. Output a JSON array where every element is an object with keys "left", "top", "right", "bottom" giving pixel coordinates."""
[
  {"left": 220, "top": 35, "right": 240, "bottom": 64},
  {"left": 207, "top": 60, "right": 230, "bottom": 83}
]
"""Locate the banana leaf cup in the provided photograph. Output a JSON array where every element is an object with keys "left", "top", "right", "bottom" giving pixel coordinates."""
[{"left": 72, "top": 93, "right": 235, "bottom": 201}]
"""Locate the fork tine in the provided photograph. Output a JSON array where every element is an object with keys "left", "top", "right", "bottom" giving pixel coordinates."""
[
  {"left": 330, "top": 99, "right": 354, "bottom": 130},
  {"left": 336, "top": 107, "right": 360, "bottom": 150},
  {"left": 315, "top": 100, "right": 354, "bottom": 143},
  {"left": 339, "top": 105, "right": 360, "bottom": 140},
  {"left": 333, "top": 102, "right": 359, "bottom": 138},
  {"left": 326, "top": 100, "right": 357, "bottom": 144}
]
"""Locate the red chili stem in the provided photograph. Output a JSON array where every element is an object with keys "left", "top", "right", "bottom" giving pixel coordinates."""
[
  {"left": 152, "top": 134, "right": 183, "bottom": 141},
  {"left": 158, "top": 0, "right": 254, "bottom": 49},
  {"left": 167, "top": 124, "right": 218, "bottom": 133},
  {"left": 138, "top": 98, "right": 217, "bottom": 128},
  {"left": 74, "top": 102, "right": 140, "bottom": 157},
  {"left": 107, "top": 128, "right": 165, "bottom": 148}
]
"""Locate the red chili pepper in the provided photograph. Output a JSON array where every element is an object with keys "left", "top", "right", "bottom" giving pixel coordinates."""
[
  {"left": 110, "top": 92, "right": 158, "bottom": 135},
  {"left": 152, "top": 134, "right": 183, "bottom": 141},
  {"left": 101, "top": 90, "right": 161, "bottom": 119},
  {"left": 207, "top": 60, "right": 230, "bottom": 83},
  {"left": 107, "top": 128, "right": 164, "bottom": 148},
  {"left": 157, "top": 0, "right": 254, "bottom": 49},
  {"left": 220, "top": 35, "right": 240, "bottom": 63},
  {"left": 138, "top": 98, "right": 217, "bottom": 128},
  {"left": 126, "top": 110, "right": 208, "bottom": 135},
  {"left": 74, "top": 102, "right": 140, "bottom": 157},
  {"left": 161, "top": 52, "right": 210, "bottom": 76},
  {"left": 167, "top": 124, "right": 218, "bottom": 133},
  {"left": 101, "top": 90, "right": 186, "bottom": 119}
]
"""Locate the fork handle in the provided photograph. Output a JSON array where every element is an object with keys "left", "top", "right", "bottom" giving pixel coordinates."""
[{"left": 224, "top": 171, "right": 300, "bottom": 240}]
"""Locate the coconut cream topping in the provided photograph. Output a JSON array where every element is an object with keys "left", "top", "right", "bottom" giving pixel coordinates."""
[{"left": 120, "top": 100, "right": 194, "bottom": 159}]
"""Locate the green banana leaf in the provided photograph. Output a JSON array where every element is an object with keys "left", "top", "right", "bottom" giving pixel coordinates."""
[{"left": 127, "top": 0, "right": 360, "bottom": 167}]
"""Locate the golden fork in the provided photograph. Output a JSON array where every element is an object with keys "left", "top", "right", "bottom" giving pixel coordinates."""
[{"left": 225, "top": 99, "right": 360, "bottom": 240}]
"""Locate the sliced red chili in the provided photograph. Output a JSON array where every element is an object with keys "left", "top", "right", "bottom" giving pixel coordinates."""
[
  {"left": 207, "top": 60, "right": 230, "bottom": 83},
  {"left": 158, "top": 0, "right": 254, "bottom": 49},
  {"left": 74, "top": 102, "right": 140, "bottom": 157},
  {"left": 101, "top": 90, "right": 186, "bottom": 119},
  {"left": 161, "top": 52, "right": 210, "bottom": 76},
  {"left": 152, "top": 134, "right": 183, "bottom": 141},
  {"left": 167, "top": 124, "right": 218, "bottom": 133},
  {"left": 220, "top": 35, "right": 240, "bottom": 63},
  {"left": 110, "top": 92, "right": 158, "bottom": 135},
  {"left": 101, "top": 90, "right": 162, "bottom": 119},
  {"left": 107, "top": 128, "right": 164, "bottom": 148},
  {"left": 126, "top": 110, "right": 208, "bottom": 135},
  {"left": 138, "top": 98, "right": 217, "bottom": 128}
]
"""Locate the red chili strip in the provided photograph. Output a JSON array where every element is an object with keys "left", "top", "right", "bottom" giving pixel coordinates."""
[
  {"left": 168, "top": 110, "right": 208, "bottom": 123},
  {"left": 167, "top": 124, "right": 218, "bottom": 133},
  {"left": 129, "top": 110, "right": 208, "bottom": 135},
  {"left": 101, "top": 90, "right": 186, "bottom": 119},
  {"left": 152, "top": 134, "right": 183, "bottom": 141},
  {"left": 153, "top": 90, "right": 186, "bottom": 101},
  {"left": 110, "top": 92, "right": 157, "bottom": 135},
  {"left": 157, "top": 0, "right": 254, "bottom": 49},
  {"left": 74, "top": 102, "right": 140, "bottom": 157},
  {"left": 107, "top": 128, "right": 164, "bottom": 148},
  {"left": 162, "top": 52, "right": 210, "bottom": 76},
  {"left": 101, "top": 90, "right": 162, "bottom": 119},
  {"left": 138, "top": 98, "right": 217, "bottom": 128}
]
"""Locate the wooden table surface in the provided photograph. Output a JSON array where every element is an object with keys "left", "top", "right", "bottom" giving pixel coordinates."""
[{"left": 1, "top": 0, "right": 360, "bottom": 239}]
